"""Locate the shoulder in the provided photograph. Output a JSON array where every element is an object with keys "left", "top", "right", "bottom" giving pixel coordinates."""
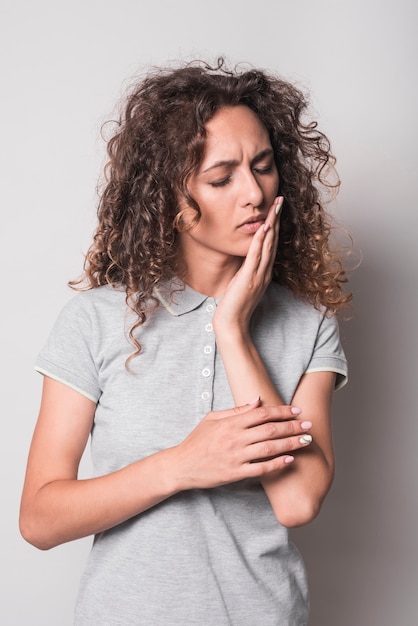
[
  {"left": 44, "top": 285, "right": 130, "bottom": 347},
  {"left": 68, "top": 284, "right": 127, "bottom": 307},
  {"left": 258, "top": 283, "right": 325, "bottom": 324},
  {"left": 35, "top": 286, "right": 130, "bottom": 402},
  {"left": 256, "top": 283, "right": 345, "bottom": 356},
  {"left": 260, "top": 283, "right": 343, "bottom": 345},
  {"left": 257, "top": 284, "right": 348, "bottom": 390},
  {"left": 58, "top": 285, "right": 127, "bottom": 319}
]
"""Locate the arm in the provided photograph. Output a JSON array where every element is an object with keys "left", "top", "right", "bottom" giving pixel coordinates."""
[
  {"left": 262, "top": 370, "right": 335, "bottom": 527},
  {"left": 20, "top": 375, "right": 313, "bottom": 549},
  {"left": 19, "top": 376, "right": 181, "bottom": 549},
  {"left": 213, "top": 199, "right": 336, "bottom": 527}
]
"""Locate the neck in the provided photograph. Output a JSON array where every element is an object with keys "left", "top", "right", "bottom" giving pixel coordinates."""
[{"left": 176, "top": 247, "right": 243, "bottom": 298}]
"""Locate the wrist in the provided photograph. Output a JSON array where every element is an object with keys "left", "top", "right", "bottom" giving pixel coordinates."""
[
  {"left": 161, "top": 444, "right": 202, "bottom": 494},
  {"left": 151, "top": 446, "right": 184, "bottom": 497},
  {"left": 213, "top": 318, "right": 251, "bottom": 345}
]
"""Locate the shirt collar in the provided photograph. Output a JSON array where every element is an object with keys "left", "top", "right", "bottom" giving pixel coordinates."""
[{"left": 153, "top": 279, "right": 211, "bottom": 316}]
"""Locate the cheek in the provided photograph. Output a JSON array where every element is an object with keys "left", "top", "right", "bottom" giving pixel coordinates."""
[
  {"left": 272, "top": 171, "right": 280, "bottom": 192},
  {"left": 198, "top": 212, "right": 224, "bottom": 235}
]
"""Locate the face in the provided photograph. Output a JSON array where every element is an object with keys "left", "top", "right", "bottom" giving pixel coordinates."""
[{"left": 177, "top": 105, "right": 279, "bottom": 263}]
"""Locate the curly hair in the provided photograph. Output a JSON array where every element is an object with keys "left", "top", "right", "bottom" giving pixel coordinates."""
[{"left": 73, "top": 58, "right": 352, "bottom": 356}]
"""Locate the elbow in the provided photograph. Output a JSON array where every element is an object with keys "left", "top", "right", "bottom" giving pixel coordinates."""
[
  {"left": 19, "top": 509, "right": 57, "bottom": 551},
  {"left": 274, "top": 498, "right": 322, "bottom": 528},
  {"left": 269, "top": 456, "right": 335, "bottom": 528},
  {"left": 272, "top": 477, "right": 334, "bottom": 528}
]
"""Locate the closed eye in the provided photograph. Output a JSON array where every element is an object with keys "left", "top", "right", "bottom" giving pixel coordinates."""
[
  {"left": 253, "top": 165, "right": 273, "bottom": 175},
  {"left": 209, "top": 175, "right": 232, "bottom": 188}
]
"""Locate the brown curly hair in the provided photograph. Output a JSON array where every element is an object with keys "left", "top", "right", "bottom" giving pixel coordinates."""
[{"left": 73, "top": 58, "right": 352, "bottom": 354}]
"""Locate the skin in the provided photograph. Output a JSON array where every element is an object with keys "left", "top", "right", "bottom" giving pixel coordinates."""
[{"left": 19, "top": 105, "right": 335, "bottom": 551}]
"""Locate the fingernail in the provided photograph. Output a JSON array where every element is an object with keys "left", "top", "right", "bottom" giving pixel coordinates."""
[
  {"left": 275, "top": 196, "right": 284, "bottom": 215},
  {"left": 247, "top": 396, "right": 260, "bottom": 406},
  {"left": 291, "top": 407, "right": 302, "bottom": 415},
  {"left": 299, "top": 434, "right": 313, "bottom": 445},
  {"left": 301, "top": 421, "right": 312, "bottom": 430},
  {"left": 284, "top": 455, "right": 294, "bottom": 464},
  {"left": 263, "top": 222, "right": 271, "bottom": 233}
]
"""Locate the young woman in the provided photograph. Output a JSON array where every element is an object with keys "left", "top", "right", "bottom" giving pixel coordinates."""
[{"left": 20, "top": 59, "right": 351, "bottom": 625}]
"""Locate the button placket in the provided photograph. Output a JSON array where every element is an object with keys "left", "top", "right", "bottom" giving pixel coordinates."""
[{"left": 199, "top": 298, "right": 216, "bottom": 409}]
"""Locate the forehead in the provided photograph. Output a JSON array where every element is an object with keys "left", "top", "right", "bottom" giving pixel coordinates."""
[{"left": 203, "top": 105, "right": 271, "bottom": 154}]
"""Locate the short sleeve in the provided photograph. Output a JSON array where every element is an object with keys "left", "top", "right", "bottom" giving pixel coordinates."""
[
  {"left": 306, "top": 312, "right": 348, "bottom": 390},
  {"left": 35, "top": 295, "right": 101, "bottom": 403}
]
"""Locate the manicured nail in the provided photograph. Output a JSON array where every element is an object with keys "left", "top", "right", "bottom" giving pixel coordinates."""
[
  {"left": 284, "top": 455, "right": 294, "bottom": 464},
  {"left": 299, "top": 434, "right": 313, "bottom": 445},
  {"left": 291, "top": 407, "right": 302, "bottom": 415},
  {"left": 275, "top": 196, "right": 284, "bottom": 215},
  {"left": 247, "top": 396, "right": 260, "bottom": 406},
  {"left": 301, "top": 421, "right": 312, "bottom": 430},
  {"left": 263, "top": 222, "right": 271, "bottom": 233}
]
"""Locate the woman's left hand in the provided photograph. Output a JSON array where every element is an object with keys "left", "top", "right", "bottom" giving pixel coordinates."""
[{"left": 213, "top": 196, "right": 283, "bottom": 335}]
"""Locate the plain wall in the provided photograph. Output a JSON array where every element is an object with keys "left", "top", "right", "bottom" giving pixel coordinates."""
[{"left": 2, "top": 1, "right": 417, "bottom": 624}]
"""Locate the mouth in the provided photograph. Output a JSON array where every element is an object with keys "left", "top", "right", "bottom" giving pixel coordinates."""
[{"left": 237, "top": 214, "right": 266, "bottom": 234}]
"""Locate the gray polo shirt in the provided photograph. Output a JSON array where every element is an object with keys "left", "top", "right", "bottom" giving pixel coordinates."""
[{"left": 35, "top": 280, "right": 347, "bottom": 625}]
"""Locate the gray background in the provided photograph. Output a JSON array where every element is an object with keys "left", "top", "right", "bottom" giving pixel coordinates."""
[{"left": 2, "top": 0, "right": 417, "bottom": 624}]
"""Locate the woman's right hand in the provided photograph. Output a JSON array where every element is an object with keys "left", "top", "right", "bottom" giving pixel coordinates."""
[{"left": 172, "top": 399, "right": 312, "bottom": 490}]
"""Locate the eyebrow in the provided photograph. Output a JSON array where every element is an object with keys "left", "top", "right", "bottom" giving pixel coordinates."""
[{"left": 201, "top": 148, "right": 274, "bottom": 174}]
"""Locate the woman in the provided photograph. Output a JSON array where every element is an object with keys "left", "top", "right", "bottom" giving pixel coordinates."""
[{"left": 20, "top": 59, "right": 351, "bottom": 625}]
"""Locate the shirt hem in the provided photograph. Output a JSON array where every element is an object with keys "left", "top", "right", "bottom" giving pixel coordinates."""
[
  {"left": 304, "top": 366, "right": 348, "bottom": 390},
  {"left": 34, "top": 366, "right": 98, "bottom": 403}
]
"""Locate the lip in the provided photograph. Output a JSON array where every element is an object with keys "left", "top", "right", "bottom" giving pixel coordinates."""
[{"left": 237, "top": 214, "right": 266, "bottom": 234}]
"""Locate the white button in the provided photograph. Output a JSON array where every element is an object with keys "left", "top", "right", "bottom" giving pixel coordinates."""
[
  {"left": 206, "top": 303, "right": 215, "bottom": 313},
  {"left": 205, "top": 323, "right": 213, "bottom": 332},
  {"left": 202, "top": 368, "right": 211, "bottom": 377},
  {"left": 201, "top": 391, "right": 210, "bottom": 400},
  {"left": 204, "top": 345, "right": 212, "bottom": 354}
]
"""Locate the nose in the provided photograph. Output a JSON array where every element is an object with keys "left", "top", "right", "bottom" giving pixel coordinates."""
[{"left": 240, "top": 170, "right": 264, "bottom": 208}]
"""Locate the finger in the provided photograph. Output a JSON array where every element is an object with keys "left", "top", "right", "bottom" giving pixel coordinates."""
[
  {"left": 243, "top": 431, "right": 313, "bottom": 464},
  {"left": 244, "top": 196, "right": 284, "bottom": 276},
  {"left": 244, "top": 418, "right": 313, "bottom": 445},
  {"left": 238, "top": 404, "right": 302, "bottom": 428},
  {"left": 243, "top": 217, "right": 270, "bottom": 262},
  {"left": 241, "top": 221, "right": 276, "bottom": 278},
  {"left": 243, "top": 196, "right": 281, "bottom": 255},
  {"left": 246, "top": 196, "right": 283, "bottom": 253},
  {"left": 265, "top": 195, "right": 284, "bottom": 230},
  {"left": 205, "top": 397, "right": 261, "bottom": 421},
  {"left": 245, "top": 453, "right": 296, "bottom": 478},
  {"left": 262, "top": 196, "right": 283, "bottom": 269},
  {"left": 272, "top": 196, "right": 283, "bottom": 244}
]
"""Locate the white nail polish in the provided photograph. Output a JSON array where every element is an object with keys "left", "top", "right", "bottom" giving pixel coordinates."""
[
  {"left": 299, "top": 434, "right": 312, "bottom": 444},
  {"left": 275, "top": 197, "right": 283, "bottom": 215}
]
